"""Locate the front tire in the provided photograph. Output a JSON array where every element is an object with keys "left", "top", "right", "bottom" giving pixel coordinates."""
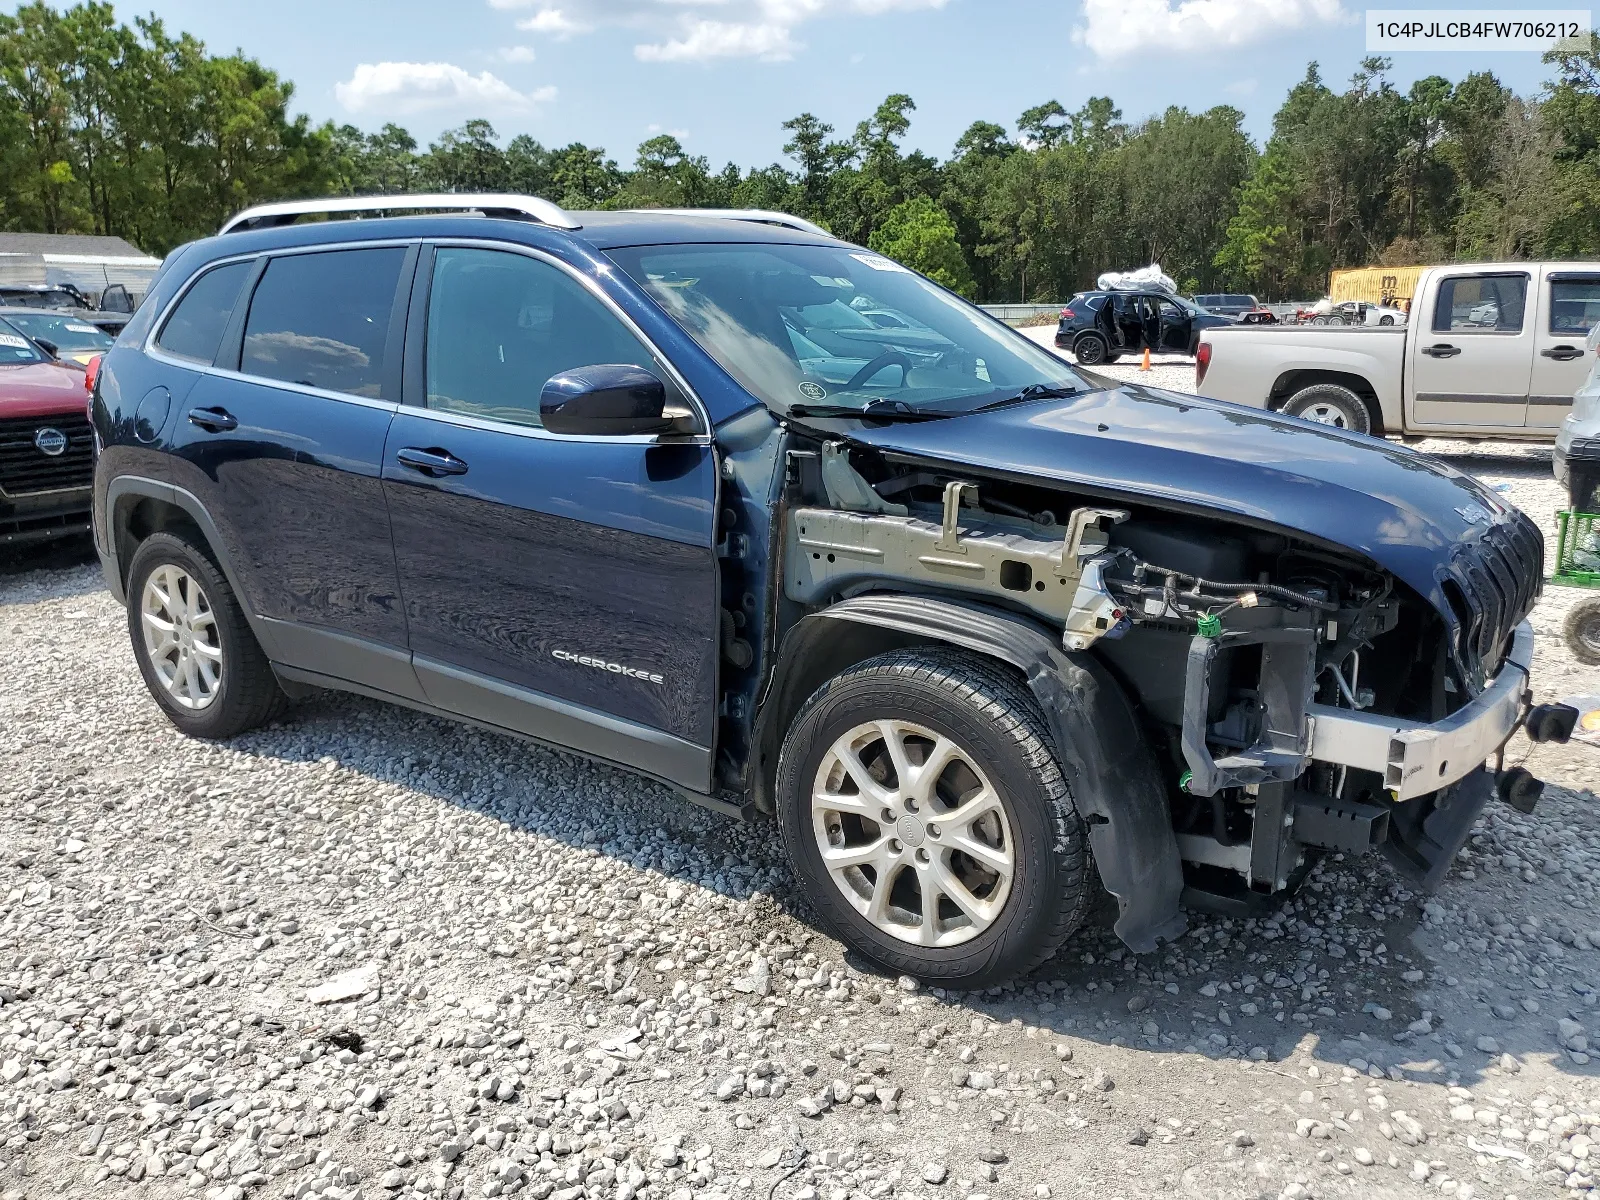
[
  {"left": 1283, "top": 382, "right": 1373, "bottom": 435},
  {"left": 775, "top": 649, "right": 1091, "bottom": 989},
  {"left": 126, "top": 531, "right": 287, "bottom": 739}
]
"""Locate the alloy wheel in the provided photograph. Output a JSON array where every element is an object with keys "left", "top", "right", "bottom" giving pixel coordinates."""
[
  {"left": 140, "top": 564, "right": 223, "bottom": 710},
  {"left": 810, "top": 719, "right": 1014, "bottom": 947},
  {"left": 1299, "top": 402, "right": 1351, "bottom": 428}
]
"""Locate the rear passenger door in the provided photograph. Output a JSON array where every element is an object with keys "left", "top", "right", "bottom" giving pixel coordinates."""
[
  {"left": 1528, "top": 269, "right": 1600, "bottom": 430},
  {"left": 161, "top": 243, "right": 423, "bottom": 699},
  {"left": 382, "top": 243, "right": 720, "bottom": 793}
]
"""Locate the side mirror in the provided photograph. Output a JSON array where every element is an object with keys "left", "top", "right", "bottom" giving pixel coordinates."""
[
  {"left": 541, "top": 364, "right": 686, "bottom": 436},
  {"left": 33, "top": 338, "right": 59, "bottom": 358}
]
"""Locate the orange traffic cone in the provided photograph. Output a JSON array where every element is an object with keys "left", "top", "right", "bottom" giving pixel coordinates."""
[{"left": 1139, "top": 347, "right": 1152, "bottom": 371}]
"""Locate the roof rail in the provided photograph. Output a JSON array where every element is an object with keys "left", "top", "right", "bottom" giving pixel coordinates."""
[
  {"left": 219, "top": 193, "right": 582, "bottom": 236},
  {"left": 624, "top": 208, "right": 832, "bottom": 238}
]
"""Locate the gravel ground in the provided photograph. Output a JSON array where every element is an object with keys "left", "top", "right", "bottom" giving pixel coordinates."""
[{"left": 2, "top": 368, "right": 1598, "bottom": 1200}]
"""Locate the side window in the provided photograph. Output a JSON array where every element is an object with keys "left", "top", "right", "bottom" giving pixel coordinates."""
[
  {"left": 155, "top": 261, "right": 252, "bottom": 364},
  {"left": 241, "top": 248, "right": 406, "bottom": 398},
  {"left": 1550, "top": 277, "right": 1600, "bottom": 336},
  {"left": 1433, "top": 274, "right": 1528, "bottom": 334},
  {"left": 425, "top": 247, "right": 660, "bottom": 429}
]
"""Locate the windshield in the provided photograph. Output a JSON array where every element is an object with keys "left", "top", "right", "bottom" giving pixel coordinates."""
[
  {"left": 606, "top": 243, "right": 1084, "bottom": 416},
  {"left": 3, "top": 312, "right": 112, "bottom": 352},
  {"left": 0, "top": 317, "right": 48, "bottom": 364}
]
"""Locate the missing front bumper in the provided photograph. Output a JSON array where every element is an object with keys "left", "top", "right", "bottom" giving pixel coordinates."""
[{"left": 1305, "top": 622, "right": 1533, "bottom": 800}]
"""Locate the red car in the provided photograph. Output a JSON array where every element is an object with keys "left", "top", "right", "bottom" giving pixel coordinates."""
[{"left": 0, "top": 316, "right": 95, "bottom": 548}]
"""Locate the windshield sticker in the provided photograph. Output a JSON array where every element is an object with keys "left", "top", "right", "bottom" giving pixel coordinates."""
[
  {"left": 797, "top": 382, "right": 828, "bottom": 401},
  {"left": 849, "top": 253, "right": 910, "bottom": 274},
  {"left": 65, "top": 323, "right": 98, "bottom": 333},
  {"left": 0, "top": 334, "right": 28, "bottom": 349}
]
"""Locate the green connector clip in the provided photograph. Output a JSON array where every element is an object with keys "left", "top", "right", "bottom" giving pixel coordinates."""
[
  {"left": 1178, "top": 769, "right": 1193, "bottom": 793},
  {"left": 1196, "top": 612, "right": 1223, "bottom": 639}
]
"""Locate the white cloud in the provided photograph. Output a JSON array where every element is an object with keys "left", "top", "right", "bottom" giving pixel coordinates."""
[
  {"left": 635, "top": 20, "right": 800, "bottom": 61},
  {"left": 497, "top": 45, "right": 538, "bottom": 62},
  {"left": 1073, "top": 0, "right": 1347, "bottom": 58},
  {"left": 335, "top": 62, "right": 555, "bottom": 115},
  {"left": 492, "top": 0, "right": 948, "bottom": 62},
  {"left": 515, "top": 8, "right": 591, "bottom": 35}
]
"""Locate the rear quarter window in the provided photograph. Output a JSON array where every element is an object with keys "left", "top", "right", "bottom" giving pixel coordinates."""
[{"left": 155, "top": 261, "right": 253, "bottom": 365}]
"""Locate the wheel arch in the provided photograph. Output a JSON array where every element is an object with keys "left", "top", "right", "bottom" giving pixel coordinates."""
[
  {"left": 1267, "top": 370, "right": 1386, "bottom": 435},
  {"left": 754, "top": 592, "right": 1187, "bottom": 952},
  {"left": 103, "top": 477, "right": 252, "bottom": 621}
]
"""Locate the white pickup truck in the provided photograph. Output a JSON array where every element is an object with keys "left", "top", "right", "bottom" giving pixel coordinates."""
[{"left": 1196, "top": 261, "right": 1600, "bottom": 438}]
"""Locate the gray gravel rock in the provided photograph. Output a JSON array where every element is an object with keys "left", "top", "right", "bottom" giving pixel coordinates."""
[{"left": 0, "top": 424, "right": 1594, "bottom": 1200}]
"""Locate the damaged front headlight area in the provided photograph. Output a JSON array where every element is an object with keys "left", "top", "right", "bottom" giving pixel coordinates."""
[{"left": 781, "top": 441, "right": 1542, "bottom": 910}]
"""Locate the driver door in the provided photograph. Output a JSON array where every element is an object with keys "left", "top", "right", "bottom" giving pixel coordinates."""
[{"left": 382, "top": 243, "right": 721, "bottom": 792}]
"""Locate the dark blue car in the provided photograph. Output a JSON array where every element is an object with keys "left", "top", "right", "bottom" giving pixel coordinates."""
[{"left": 92, "top": 195, "right": 1553, "bottom": 988}]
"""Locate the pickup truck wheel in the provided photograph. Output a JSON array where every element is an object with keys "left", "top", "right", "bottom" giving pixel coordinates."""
[
  {"left": 1567, "top": 599, "right": 1600, "bottom": 666},
  {"left": 1283, "top": 382, "right": 1372, "bottom": 435},
  {"left": 776, "top": 648, "right": 1091, "bottom": 989},
  {"left": 1072, "top": 334, "right": 1110, "bottom": 366},
  {"left": 126, "top": 531, "right": 288, "bottom": 739}
]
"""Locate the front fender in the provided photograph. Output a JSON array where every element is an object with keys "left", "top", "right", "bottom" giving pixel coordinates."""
[{"left": 813, "top": 593, "right": 1187, "bottom": 953}]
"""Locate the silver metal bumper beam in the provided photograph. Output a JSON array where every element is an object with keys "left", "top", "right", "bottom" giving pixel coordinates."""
[{"left": 1306, "top": 621, "right": 1533, "bottom": 801}]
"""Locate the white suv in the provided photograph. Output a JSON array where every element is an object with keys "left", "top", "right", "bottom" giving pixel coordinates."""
[{"left": 1556, "top": 322, "right": 1600, "bottom": 512}]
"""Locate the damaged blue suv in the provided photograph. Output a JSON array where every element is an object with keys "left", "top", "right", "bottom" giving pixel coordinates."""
[{"left": 93, "top": 195, "right": 1553, "bottom": 988}]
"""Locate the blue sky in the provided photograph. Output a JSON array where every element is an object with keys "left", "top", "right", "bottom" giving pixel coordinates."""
[{"left": 44, "top": 0, "right": 1566, "bottom": 167}]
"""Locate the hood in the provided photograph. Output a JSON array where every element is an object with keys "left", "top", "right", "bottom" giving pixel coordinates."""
[
  {"left": 844, "top": 382, "right": 1524, "bottom": 618},
  {"left": 0, "top": 360, "right": 90, "bottom": 420}
]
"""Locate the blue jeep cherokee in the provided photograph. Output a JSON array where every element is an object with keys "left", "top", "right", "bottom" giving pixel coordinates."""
[{"left": 93, "top": 195, "right": 1552, "bottom": 987}]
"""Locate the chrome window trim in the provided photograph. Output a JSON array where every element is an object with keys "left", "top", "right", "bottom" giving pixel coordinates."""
[
  {"left": 145, "top": 239, "right": 418, "bottom": 410},
  {"left": 390, "top": 403, "right": 704, "bottom": 447},
  {"left": 415, "top": 238, "right": 712, "bottom": 444}
]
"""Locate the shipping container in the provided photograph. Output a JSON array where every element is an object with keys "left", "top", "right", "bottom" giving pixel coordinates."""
[{"left": 1329, "top": 265, "right": 1427, "bottom": 308}]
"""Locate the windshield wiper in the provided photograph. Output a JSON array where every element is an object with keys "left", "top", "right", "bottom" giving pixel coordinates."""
[
  {"left": 787, "top": 398, "right": 953, "bottom": 423},
  {"left": 970, "top": 382, "right": 1079, "bottom": 414}
]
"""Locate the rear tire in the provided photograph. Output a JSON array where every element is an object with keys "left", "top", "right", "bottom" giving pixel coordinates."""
[
  {"left": 1566, "top": 598, "right": 1600, "bottom": 666},
  {"left": 1283, "top": 382, "right": 1373, "bottom": 435},
  {"left": 775, "top": 648, "right": 1092, "bottom": 989},
  {"left": 1072, "top": 333, "right": 1110, "bottom": 366},
  {"left": 126, "top": 531, "right": 288, "bottom": 739}
]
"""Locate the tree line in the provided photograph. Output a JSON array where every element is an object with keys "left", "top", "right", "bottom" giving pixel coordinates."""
[{"left": 3, "top": 1, "right": 1599, "bottom": 302}]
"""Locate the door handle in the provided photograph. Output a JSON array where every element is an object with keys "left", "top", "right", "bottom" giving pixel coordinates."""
[
  {"left": 187, "top": 406, "right": 238, "bottom": 432},
  {"left": 395, "top": 447, "right": 469, "bottom": 477},
  {"left": 1542, "top": 345, "right": 1586, "bottom": 361},
  {"left": 1421, "top": 344, "right": 1461, "bottom": 358}
]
